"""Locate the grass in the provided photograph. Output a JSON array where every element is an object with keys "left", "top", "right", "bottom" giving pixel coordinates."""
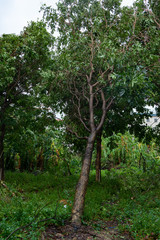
[{"left": 0, "top": 168, "right": 160, "bottom": 239}]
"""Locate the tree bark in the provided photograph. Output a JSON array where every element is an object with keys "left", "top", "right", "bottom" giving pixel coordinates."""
[
  {"left": 95, "top": 129, "right": 102, "bottom": 182},
  {"left": 0, "top": 123, "right": 5, "bottom": 181},
  {"left": 71, "top": 132, "right": 96, "bottom": 226}
]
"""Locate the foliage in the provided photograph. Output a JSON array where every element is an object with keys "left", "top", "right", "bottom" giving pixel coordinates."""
[
  {"left": 100, "top": 132, "right": 160, "bottom": 172},
  {"left": 0, "top": 20, "right": 54, "bottom": 179},
  {"left": 0, "top": 20, "right": 53, "bottom": 118},
  {"left": 4, "top": 126, "right": 78, "bottom": 175},
  {"left": 41, "top": 0, "right": 160, "bottom": 127},
  {"left": 41, "top": 0, "right": 160, "bottom": 224}
]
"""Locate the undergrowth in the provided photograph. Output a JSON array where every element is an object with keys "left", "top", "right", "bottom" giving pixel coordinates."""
[{"left": 0, "top": 169, "right": 160, "bottom": 239}]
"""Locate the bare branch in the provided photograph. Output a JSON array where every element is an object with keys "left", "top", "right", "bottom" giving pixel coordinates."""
[
  {"left": 77, "top": 100, "right": 91, "bottom": 132},
  {"left": 106, "top": 97, "right": 114, "bottom": 111},
  {"left": 82, "top": 86, "right": 89, "bottom": 102},
  {"left": 96, "top": 93, "right": 114, "bottom": 133},
  {"left": 96, "top": 90, "right": 106, "bottom": 133},
  {"left": 89, "top": 85, "right": 95, "bottom": 132},
  {"left": 92, "top": 81, "right": 99, "bottom": 88},
  {"left": 0, "top": 181, "right": 16, "bottom": 197},
  {"left": 68, "top": 80, "right": 90, "bottom": 132},
  {"left": 5, "top": 201, "right": 54, "bottom": 240},
  {"left": 86, "top": 30, "right": 94, "bottom": 83},
  {"left": 100, "top": 67, "right": 110, "bottom": 78},
  {"left": 66, "top": 127, "right": 88, "bottom": 140},
  {"left": 93, "top": 93, "right": 99, "bottom": 109},
  {"left": 133, "top": 10, "right": 137, "bottom": 35}
]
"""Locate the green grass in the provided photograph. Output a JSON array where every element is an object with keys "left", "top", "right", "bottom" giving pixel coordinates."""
[
  {"left": 0, "top": 171, "right": 77, "bottom": 239},
  {"left": 0, "top": 168, "right": 160, "bottom": 239}
]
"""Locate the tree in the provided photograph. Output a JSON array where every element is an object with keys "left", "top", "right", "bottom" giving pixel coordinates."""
[
  {"left": 134, "top": 0, "right": 160, "bottom": 120},
  {"left": 4, "top": 102, "right": 58, "bottom": 171},
  {"left": 148, "top": 0, "right": 160, "bottom": 19},
  {"left": 42, "top": 0, "right": 159, "bottom": 226},
  {"left": 0, "top": 21, "right": 52, "bottom": 180}
]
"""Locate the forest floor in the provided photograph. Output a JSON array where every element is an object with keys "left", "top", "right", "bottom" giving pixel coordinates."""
[{"left": 42, "top": 220, "right": 133, "bottom": 239}]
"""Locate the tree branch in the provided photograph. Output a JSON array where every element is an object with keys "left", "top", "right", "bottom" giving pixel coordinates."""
[
  {"left": 0, "top": 181, "right": 16, "bottom": 197},
  {"left": 96, "top": 90, "right": 106, "bottom": 133},
  {"left": 68, "top": 84, "right": 90, "bottom": 133},
  {"left": 96, "top": 94, "right": 114, "bottom": 133},
  {"left": 66, "top": 127, "right": 88, "bottom": 140},
  {"left": 5, "top": 201, "right": 55, "bottom": 240},
  {"left": 89, "top": 84, "right": 95, "bottom": 132},
  {"left": 82, "top": 86, "right": 89, "bottom": 102},
  {"left": 77, "top": 99, "right": 90, "bottom": 132},
  {"left": 106, "top": 97, "right": 114, "bottom": 111}
]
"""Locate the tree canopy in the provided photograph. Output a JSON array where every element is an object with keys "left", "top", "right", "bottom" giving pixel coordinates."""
[
  {"left": 41, "top": 0, "right": 160, "bottom": 225},
  {"left": 0, "top": 21, "right": 53, "bottom": 180}
]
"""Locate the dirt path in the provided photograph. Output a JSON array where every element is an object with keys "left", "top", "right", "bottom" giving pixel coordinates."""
[{"left": 41, "top": 221, "right": 133, "bottom": 239}]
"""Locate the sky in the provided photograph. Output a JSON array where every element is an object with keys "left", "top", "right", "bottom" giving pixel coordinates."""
[
  {"left": 0, "top": 0, "right": 57, "bottom": 35},
  {"left": 0, "top": 0, "right": 135, "bottom": 35}
]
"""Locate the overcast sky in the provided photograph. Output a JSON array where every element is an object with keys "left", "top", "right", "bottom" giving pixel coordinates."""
[{"left": 0, "top": 0, "right": 135, "bottom": 35}]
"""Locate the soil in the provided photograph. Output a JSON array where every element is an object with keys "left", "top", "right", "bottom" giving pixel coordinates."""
[{"left": 41, "top": 220, "right": 133, "bottom": 240}]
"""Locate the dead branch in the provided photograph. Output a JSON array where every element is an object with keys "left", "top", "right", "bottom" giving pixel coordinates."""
[
  {"left": 0, "top": 181, "right": 16, "bottom": 197},
  {"left": 5, "top": 200, "right": 59, "bottom": 240},
  {"left": 5, "top": 223, "right": 31, "bottom": 240}
]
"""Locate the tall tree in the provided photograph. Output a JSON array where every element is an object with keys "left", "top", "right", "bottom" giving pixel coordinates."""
[
  {"left": 0, "top": 21, "right": 52, "bottom": 180},
  {"left": 42, "top": 0, "right": 158, "bottom": 225}
]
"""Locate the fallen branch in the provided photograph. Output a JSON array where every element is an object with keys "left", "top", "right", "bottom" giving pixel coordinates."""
[
  {"left": 5, "top": 222, "right": 31, "bottom": 240},
  {"left": 0, "top": 181, "right": 16, "bottom": 197},
  {"left": 5, "top": 200, "right": 59, "bottom": 240}
]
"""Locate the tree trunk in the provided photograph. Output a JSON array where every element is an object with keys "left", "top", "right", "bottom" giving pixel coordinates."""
[
  {"left": 0, "top": 123, "right": 5, "bottom": 181},
  {"left": 71, "top": 132, "right": 96, "bottom": 226},
  {"left": 95, "top": 129, "right": 102, "bottom": 182}
]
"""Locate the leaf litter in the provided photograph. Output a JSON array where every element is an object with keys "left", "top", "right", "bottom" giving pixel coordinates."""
[{"left": 42, "top": 220, "right": 133, "bottom": 239}]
